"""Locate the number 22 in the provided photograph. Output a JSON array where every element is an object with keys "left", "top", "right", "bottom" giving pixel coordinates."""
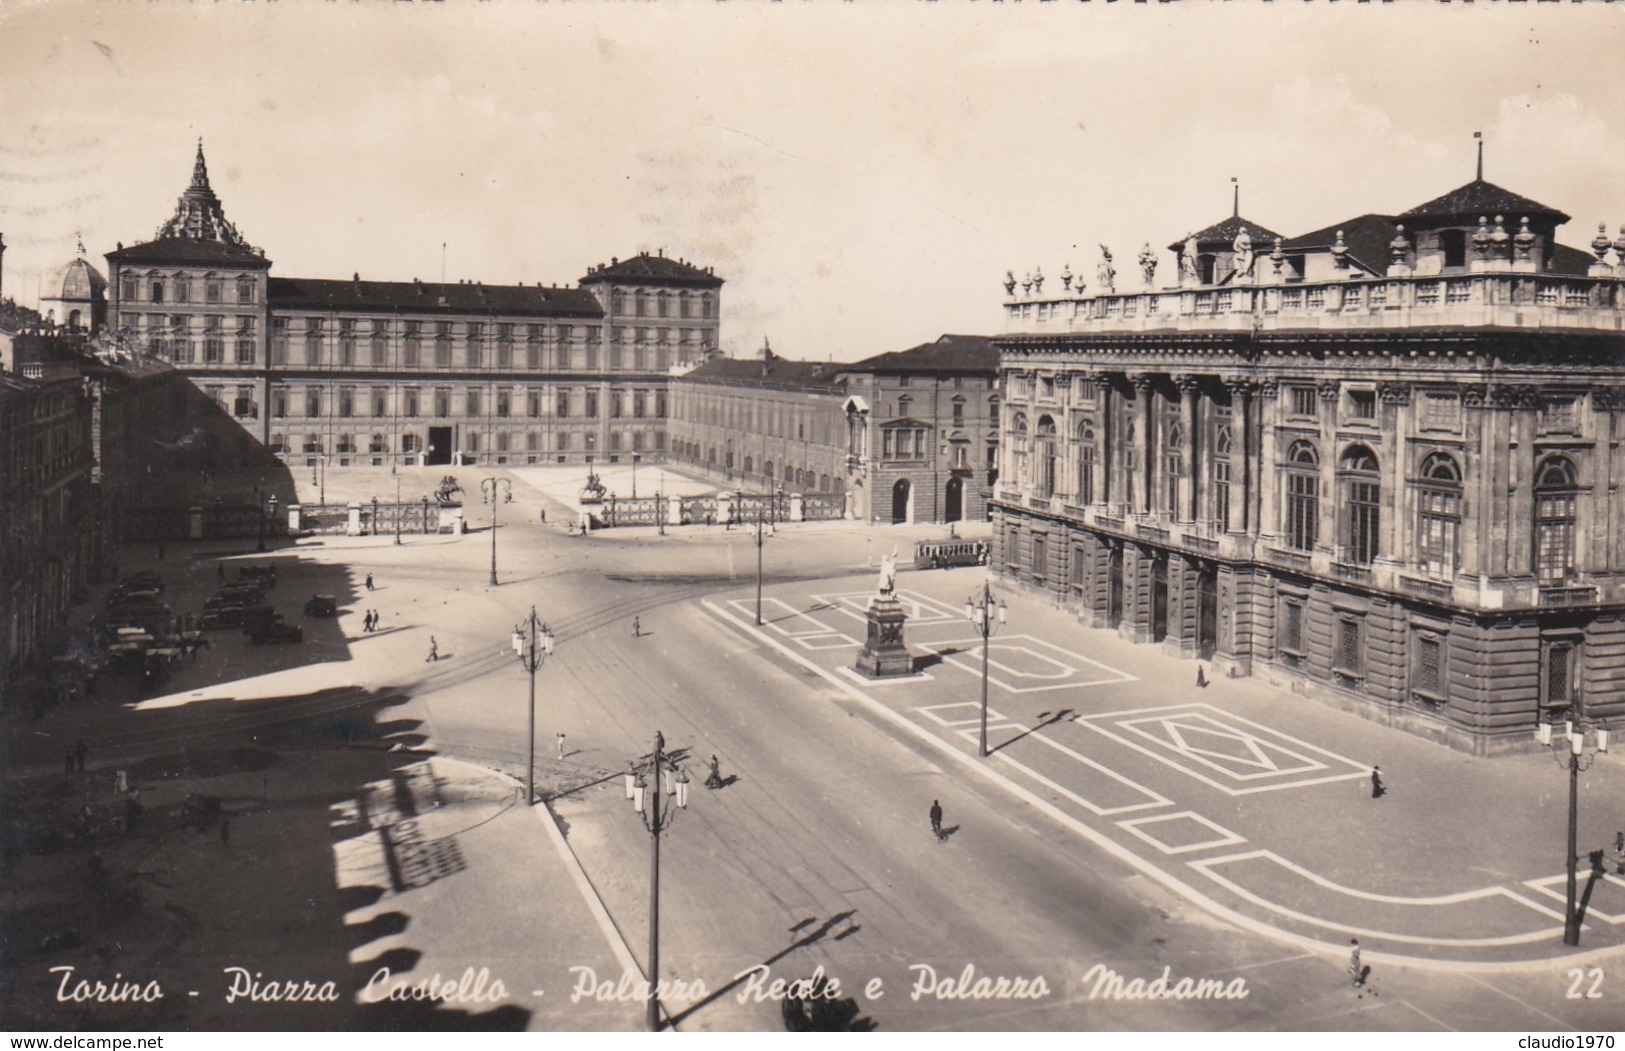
[{"left": 1566, "top": 967, "right": 1603, "bottom": 999}]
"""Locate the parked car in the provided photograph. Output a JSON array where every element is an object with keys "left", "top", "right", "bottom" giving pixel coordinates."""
[
  {"left": 237, "top": 566, "right": 277, "bottom": 589},
  {"left": 303, "top": 594, "right": 338, "bottom": 617},
  {"left": 214, "top": 586, "right": 265, "bottom": 606},
  {"left": 119, "top": 573, "right": 164, "bottom": 591},
  {"left": 240, "top": 607, "right": 283, "bottom": 635},
  {"left": 249, "top": 621, "right": 303, "bottom": 644},
  {"left": 199, "top": 608, "right": 245, "bottom": 630}
]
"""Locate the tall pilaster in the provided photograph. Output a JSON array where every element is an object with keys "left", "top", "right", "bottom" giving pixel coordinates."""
[
  {"left": 1132, "top": 373, "right": 1153, "bottom": 515},
  {"left": 1177, "top": 375, "right": 1200, "bottom": 523}
]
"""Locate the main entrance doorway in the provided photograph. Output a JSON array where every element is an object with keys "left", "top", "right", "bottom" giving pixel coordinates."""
[
  {"left": 1107, "top": 545, "right": 1124, "bottom": 629},
  {"left": 891, "top": 479, "right": 911, "bottom": 524},
  {"left": 1151, "top": 556, "right": 1169, "bottom": 643},
  {"left": 427, "top": 427, "right": 453, "bottom": 467},
  {"left": 1196, "top": 565, "right": 1218, "bottom": 660},
  {"left": 945, "top": 477, "right": 964, "bottom": 523}
]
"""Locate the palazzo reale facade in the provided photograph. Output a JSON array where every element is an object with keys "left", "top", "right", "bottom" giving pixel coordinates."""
[
  {"left": 993, "top": 176, "right": 1625, "bottom": 754},
  {"left": 102, "top": 144, "right": 722, "bottom": 471}
]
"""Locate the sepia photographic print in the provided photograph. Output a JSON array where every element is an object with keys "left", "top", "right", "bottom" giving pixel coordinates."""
[{"left": 2, "top": 0, "right": 1624, "bottom": 1041}]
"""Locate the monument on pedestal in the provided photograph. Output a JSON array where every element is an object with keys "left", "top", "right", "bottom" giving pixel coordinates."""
[{"left": 855, "top": 548, "right": 913, "bottom": 678}]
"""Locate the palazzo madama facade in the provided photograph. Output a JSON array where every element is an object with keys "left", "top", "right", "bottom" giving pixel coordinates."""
[{"left": 993, "top": 175, "right": 1625, "bottom": 754}]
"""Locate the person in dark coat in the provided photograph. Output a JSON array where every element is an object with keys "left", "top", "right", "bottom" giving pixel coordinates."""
[
  {"left": 365, "top": 573, "right": 374, "bottom": 591},
  {"left": 1370, "top": 766, "right": 1385, "bottom": 799},
  {"left": 74, "top": 739, "right": 89, "bottom": 773},
  {"left": 64, "top": 747, "right": 76, "bottom": 775},
  {"left": 929, "top": 799, "right": 943, "bottom": 839}
]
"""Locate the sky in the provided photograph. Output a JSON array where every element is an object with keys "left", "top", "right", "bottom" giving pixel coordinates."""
[{"left": 3, "top": 1, "right": 1625, "bottom": 362}]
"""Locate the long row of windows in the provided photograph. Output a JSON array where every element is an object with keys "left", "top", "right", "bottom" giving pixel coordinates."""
[
  {"left": 607, "top": 288, "right": 716, "bottom": 319},
  {"left": 122, "top": 272, "right": 256, "bottom": 305},
  {"left": 270, "top": 429, "right": 668, "bottom": 456},
  {"left": 267, "top": 386, "right": 666, "bottom": 420}
]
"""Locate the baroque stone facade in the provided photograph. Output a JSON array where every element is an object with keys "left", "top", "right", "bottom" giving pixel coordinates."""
[{"left": 994, "top": 175, "right": 1625, "bottom": 754}]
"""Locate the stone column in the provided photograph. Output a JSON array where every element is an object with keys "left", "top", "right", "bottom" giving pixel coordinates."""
[
  {"left": 287, "top": 504, "right": 302, "bottom": 536},
  {"left": 1318, "top": 380, "right": 1340, "bottom": 554},
  {"left": 346, "top": 503, "right": 363, "bottom": 537},
  {"left": 1177, "top": 375, "right": 1200, "bottom": 523},
  {"left": 667, "top": 494, "right": 683, "bottom": 527},
  {"left": 1226, "top": 380, "right": 1252, "bottom": 534},
  {"left": 790, "top": 493, "right": 804, "bottom": 523},
  {"left": 188, "top": 507, "right": 204, "bottom": 540},
  {"left": 1255, "top": 382, "right": 1280, "bottom": 540},
  {"left": 1131, "top": 374, "right": 1153, "bottom": 515}
]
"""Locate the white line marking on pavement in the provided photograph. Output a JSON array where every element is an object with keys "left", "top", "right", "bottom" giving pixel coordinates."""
[
  {"left": 1118, "top": 811, "right": 1247, "bottom": 855},
  {"left": 1189, "top": 850, "right": 1569, "bottom": 945},
  {"left": 919, "top": 701, "right": 1008, "bottom": 727},
  {"left": 700, "top": 597, "right": 1625, "bottom": 971},
  {"left": 1522, "top": 874, "right": 1625, "bottom": 923}
]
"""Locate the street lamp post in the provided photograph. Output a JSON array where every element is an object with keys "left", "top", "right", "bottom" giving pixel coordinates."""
[
  {"left": 371, "top": 496, "right": 380, "bottom": 538},
  {"left": 752, "top": 504, "right": 772, "bottom": 626},
  {"left": 256, "top": 497, "right": 268, "bottom": 553},
  {"left": 632, "top": 453, "right": 640, "bottom": 500},
  {"left": 624, "top": 731, "right": 691, "bottom": 1032},
  {"left": 511, "top": 607, "right": 556, "bottom": 807},
  {"left": 394, "top": 473, "right": 402, "bottom": 545},
  {"left": 1536, "top": 716, "right": 1611, "bottom": 946},
  {"left": 481, "top": 477, "right": 512, "bottom": 586},
  {"left": 965, "top": 582, "right": 1008, "bottom": 758}
]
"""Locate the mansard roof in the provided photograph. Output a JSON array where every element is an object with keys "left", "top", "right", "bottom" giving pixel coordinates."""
[
  {"left": 267, "top": 277, "right": 603, "bottom": 318},
  {"left": 845, "top": 334, "right": 999, "bottom": 375},
  {"left": 1168, "top": 215, "right": 1284, "bottom": 253},
  {"left": 1279, "top": 213, "right": 1397, "bottom": 275},
  {"left": 1398, "top": 179, "right": 1570, "bottom": 225},
  {"left": 579, "top": 252, "right": 724, "bottom": 289}
]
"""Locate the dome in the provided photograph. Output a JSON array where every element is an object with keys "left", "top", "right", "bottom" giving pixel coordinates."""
[{"left": 52, "top": 253, "right": 108, "bottom": 302}]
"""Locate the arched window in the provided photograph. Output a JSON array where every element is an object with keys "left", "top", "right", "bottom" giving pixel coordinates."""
[
  {"left": 1011, "top": 412, "right": 1029, "bottom": 489},
  {"left": 1535, "top": 456, "right": 1579, "bottom": 584},
  {"left": 1076, "top": 418, "right": 1097, "bottom": 503},
  {"left": 1213, "top": 424, "right": 1233, "bottom": 532},
  {"left": 1284, "top": 440, "right": 1319, "bottom": 551},
  {"left": 1036, "top": 416, "right": 1057, "bottom": 498},
  {"left": 1164, "top": 421, "right": 1184, "bottom": 516},
  {"left": 1340, "top": 446, "right": 1380, "bottom": 565},
  {"left": 1416, "top": 452, "right": 1462, "bottom": 577}
]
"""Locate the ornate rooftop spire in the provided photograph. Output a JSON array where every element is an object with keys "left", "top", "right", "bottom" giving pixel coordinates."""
[{"left": 155, "top": 139, "right": 250, "bottom": 248}]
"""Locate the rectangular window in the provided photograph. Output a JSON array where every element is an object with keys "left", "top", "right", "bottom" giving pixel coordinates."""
[
  {"left": 404, "top": 388, "right": 420, "bottom": 417},
  {"left": 633, "top": 390, "right": 647, "bottom": 418},
  {"left": 527, "top": 389, "right": 542, "bottom": 417},
  {"left": 1335, "top": 616, "right": 1364, "bottom": 678},
  {"left": 1347, "top": 389, "right": 1376, "bottom": 421},
  {"left": 305, "top": 387, "right": 323, "bottom": 418},
  {"left": 272, "top": 388, "right": 288, "bottom": 418},
  {"left": 1290, "top": 387, "right": 1318, "bottom": 418},
  {"left": 585, "top": 391, "right": 598, "bottom": 418},
  {"left": 339, "top": 387, "right": 354, "bottom": 418},
  {"left": 372, "top": 387, "right": 388, "bottom": 417},
  {"left": 1412, "top": 631, "right": 1445, "bottom": 702},
  {"left": 434, "top": 388, "right": 451, "bottom": 417},
  {"left": 1421, "top": 392, "right": 1460, "bottom": 430},
  {"left": 1032, "top": 534, "right": 1048, "bottom": 582},
  {"left": 1542, "top": 639, "right": 1577, "bottom": 711},
  {"left": 497, "top": 389, "right": 511, "bottom": 418},
  {"left": 467, "top": 389, "right": 482, "bottom": 417},
  {"left": 556, "top": 389, "right": 570, "bottom": 418},
  {"left": 1280, "top": 599, "right": 1304, "bottom": 656}
]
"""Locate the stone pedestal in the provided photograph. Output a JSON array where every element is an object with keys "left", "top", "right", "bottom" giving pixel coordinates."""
[
  {"left": 854, "top": 593, "right": 913, "bottom": 678},
  {"left": 287, "top": 504, "right": 302, "bottom": 536},
  {"left": 666, "top": 495, "right": 682, "bottom": 527},
  {"left": 346, "top": 503, "right": 363, "bottom": 536},
  {"left": 188, "top": 506, "right": 204, "bottom": 540},
  {"left": 790, "top": 493, "right": 804, "bottom": 522}
]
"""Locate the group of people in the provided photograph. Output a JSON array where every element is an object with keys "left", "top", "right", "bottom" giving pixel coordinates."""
[{"left": 361, "top": 609, "right": 383, "bottom": 633}]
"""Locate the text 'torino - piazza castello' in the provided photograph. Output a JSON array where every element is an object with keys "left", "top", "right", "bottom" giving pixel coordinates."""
[{"left": 993, "top": 169, "right": 1625, "bottom": 754}]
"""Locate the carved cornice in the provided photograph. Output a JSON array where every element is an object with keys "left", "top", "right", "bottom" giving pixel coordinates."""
[
  {"left": 1318, "top": 381, "right": 1340, "bottom": 402},
  {"left": 1460, "top": 386, "right": 1487, "bottom": 408},
  {"left": 1378, "top": 382, "right": 1411, "bottom": 406}
]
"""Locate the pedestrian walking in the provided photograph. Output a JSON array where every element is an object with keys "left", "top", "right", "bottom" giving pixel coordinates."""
[
  {"left": 220, "top": 818, "right": 231, "bottom": 847},
  {"left": 426, "top": 636, "right": 439, "bottom": 662},
  {"left": 365, "top": 573, "right": 374, "bottom": 591},
  {"left": 632, "top": 616, "right": 641, "bottom": 639},
  {"left": 1195, "top": 665, "right": 1208, "bottom": 689},
  {"left": 364, "top": 611, "right": 374, "bottom": 633},
  {"left": 1348, "top": 939, "right": 1364, "bottom": 987},
  {"left": 1370, "top": 766, "right": 1385, "bottom": 799},
  {"left": 556, "top": 732, "right": 567, "bottom": 760},
  {"left": 929, "top": 799, "right": 944, "bottom": 841},
  {"left": 157, "top": 544, "right": 165, "bottom": 561},
  {"left": 74, "top": 739, "right": 89, "bottom": 773},
  {"left": 217, "top": 562, "right": 226, "bottom": 582},
  {"left": 64, "top": 747, "right": 76, "bottom": 775},
  {"left": 1612, "top": 831, "right": 1625, "bottom": 876},
  {"left": 706, "top": 754, "right": 722, "bottom": 789}
]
